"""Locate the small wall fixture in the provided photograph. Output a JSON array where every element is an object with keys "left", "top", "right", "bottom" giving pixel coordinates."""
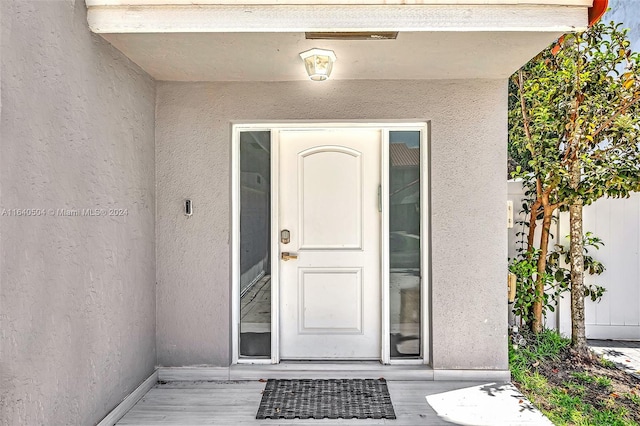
[{"left": 299, "top": 48, "right": 336, "bottom": 81}]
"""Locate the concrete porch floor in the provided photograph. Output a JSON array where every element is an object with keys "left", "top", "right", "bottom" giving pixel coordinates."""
[
  {"left": 115, "top": 380, "right": 551, "bottom": 425},
  {"left": 590, "top": 339, "right": 640, "bottom": 380}
]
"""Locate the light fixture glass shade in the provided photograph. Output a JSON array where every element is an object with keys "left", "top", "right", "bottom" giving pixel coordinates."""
[{"left": 299, "top": 48, "right": 337, "bottom": 81}]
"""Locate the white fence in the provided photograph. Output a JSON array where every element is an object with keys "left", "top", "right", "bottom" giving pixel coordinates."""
[{"left": 508, "top": 180, "right": 640, "bottom": 340}]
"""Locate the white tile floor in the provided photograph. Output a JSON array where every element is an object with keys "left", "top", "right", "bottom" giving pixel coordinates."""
[{"left": 116, "top": 380, "right": 552, "bottom": 425}]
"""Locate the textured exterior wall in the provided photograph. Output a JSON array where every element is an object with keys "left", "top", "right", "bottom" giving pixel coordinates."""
[
  {"left": 156, "top": 80, "right": 508, "bottom": 370},
  {"left": 0, "top": 2, "right": 156, "bottom": 425}
]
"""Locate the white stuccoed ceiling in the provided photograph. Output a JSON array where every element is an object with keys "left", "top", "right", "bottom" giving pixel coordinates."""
[
  {"left": 102, "top": 31, "right": 562, "bottom": 81},
  {"left": 89, "top": 1, "right": 589, "bottom": 81}
]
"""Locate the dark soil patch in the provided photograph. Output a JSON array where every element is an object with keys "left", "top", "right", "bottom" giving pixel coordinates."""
[{"left": 527, "top": 347, "right": 640, "bottom": 423}]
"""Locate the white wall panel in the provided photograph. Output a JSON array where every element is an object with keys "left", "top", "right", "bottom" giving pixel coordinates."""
[{"left": 508, "top": 180, "right": 640, "bottom": 340}]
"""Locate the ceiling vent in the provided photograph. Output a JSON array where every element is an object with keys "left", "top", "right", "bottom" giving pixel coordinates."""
[{"left": 305, "top": 32, "right": 398, "bottom": 40}]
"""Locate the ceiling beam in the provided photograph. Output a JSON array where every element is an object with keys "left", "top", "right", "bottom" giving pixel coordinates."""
[{"left": 87, "top": 4, "right": 588, "bottom": 34}]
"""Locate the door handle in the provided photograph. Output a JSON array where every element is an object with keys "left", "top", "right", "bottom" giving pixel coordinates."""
[{"left": 281, "top": 252, "right": 298, "bottom": 261}]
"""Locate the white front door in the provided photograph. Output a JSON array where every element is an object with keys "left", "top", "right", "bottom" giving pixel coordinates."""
[{"left": 279, "top": 129, "right": 381, "bottom": 360}]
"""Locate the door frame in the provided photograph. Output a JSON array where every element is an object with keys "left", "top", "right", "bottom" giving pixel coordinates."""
[{"left": 231, "top": 121, "right": 430, "bottom": 365}]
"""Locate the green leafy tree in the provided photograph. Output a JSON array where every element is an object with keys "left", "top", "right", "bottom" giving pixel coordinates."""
[{"left": 509, "top": 20, "right": 640, "bottom": 354}]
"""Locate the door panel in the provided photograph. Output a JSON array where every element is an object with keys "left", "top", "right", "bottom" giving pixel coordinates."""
[
  {"left": 299, "top": 268, "right": 362, "bottom": 333},
  {"left": 299, "top": 147, "right": 362, "bottom": 249},
  {"left": 279, "top": 129, "right": 381, "bottom": 360}
]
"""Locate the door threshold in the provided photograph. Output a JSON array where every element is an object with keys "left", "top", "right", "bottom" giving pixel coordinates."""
[
  {"left": 157, "top": 365, "right": 511, "bottom": 382},
  {"left": 230, "top": 361, "right": 434, "bottom": 381}
]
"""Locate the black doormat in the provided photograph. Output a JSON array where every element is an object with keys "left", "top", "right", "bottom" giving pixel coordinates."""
[{"left": 256, "top": 378, "right": 396, "bottom": 420}]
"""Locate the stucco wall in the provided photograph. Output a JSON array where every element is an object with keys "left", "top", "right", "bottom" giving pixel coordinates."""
[
  {"left": 1, "top": 2, "right": 156, "bottom": 425},
  {"left": 156, "top": 79, "right": 508, "bottom": 370}
]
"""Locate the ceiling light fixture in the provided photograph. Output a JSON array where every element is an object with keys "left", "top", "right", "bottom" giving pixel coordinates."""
[{"left": 299, "top": 48, "right": 336, "bottom": 81}]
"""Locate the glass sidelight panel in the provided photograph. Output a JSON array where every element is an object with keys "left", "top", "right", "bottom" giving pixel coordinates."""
[
  {"left": 239, "top": 131, "right": 271, "bottom": 358},
  {"left": 389, "top": 131, "right": 421, "bottom": 358}
]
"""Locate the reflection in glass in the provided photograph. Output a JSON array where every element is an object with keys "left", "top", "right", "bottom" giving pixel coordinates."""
[
  {"left": 389, "top": 131, "right": 421, "bottom": 358},
  {"left": 239, "top": 131, "right": 271, "bottom": 358}
]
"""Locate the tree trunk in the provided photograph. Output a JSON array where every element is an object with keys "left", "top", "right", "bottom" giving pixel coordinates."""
[
  {"left": 569, "top": 162, "right": 589, "bottom": 355},
  {"left": 527, "top": 198, "right": 541, "bottom": 252},
  {"left": 532, "top": 193, "right": 553, "bottom": 333},
  {"left": 527, "top": 178, "right": 544, "bottom": 253}
]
